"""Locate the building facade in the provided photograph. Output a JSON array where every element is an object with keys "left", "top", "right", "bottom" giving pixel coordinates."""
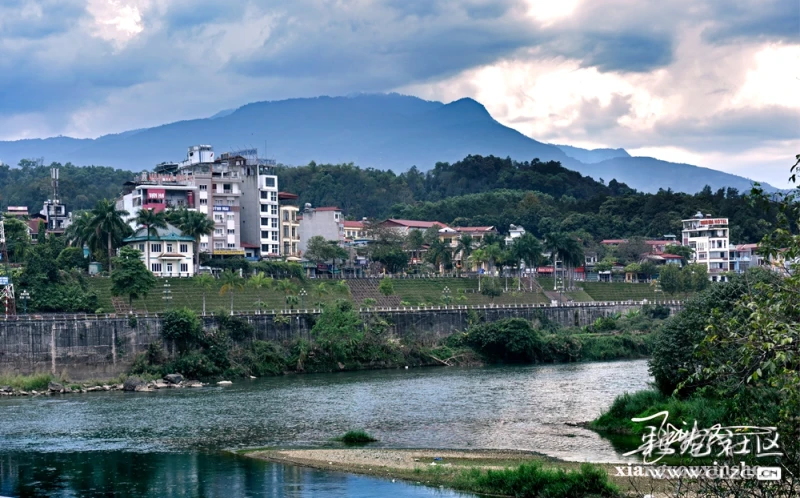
[
  {"left": 681, "top": 213, "right": 731, "bottom": 281},
  {"left": 122, "top": 224, "right": 196, "bottom": 277},
  {"left": 298, "top": 204, "right": 344, "bottom": 254},
  {"left": 278, "top": 192, "right": 301, "bottom": 259},
  {"left": 118, "top": 145, "right": 279, "bottom": 259}
]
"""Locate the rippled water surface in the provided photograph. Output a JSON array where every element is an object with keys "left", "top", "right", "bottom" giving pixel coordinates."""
[{"left": 0, "top": 359, "right": 650, "bottom": 496}]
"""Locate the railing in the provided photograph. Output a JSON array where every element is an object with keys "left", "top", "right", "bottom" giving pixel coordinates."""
[{"left": 0, "top": 300, "right": 684, "bottom": 322}]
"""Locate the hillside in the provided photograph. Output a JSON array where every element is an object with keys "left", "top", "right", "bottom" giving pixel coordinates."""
[{"left": 0, "top": 93, "right": 780, "bottom": 194}]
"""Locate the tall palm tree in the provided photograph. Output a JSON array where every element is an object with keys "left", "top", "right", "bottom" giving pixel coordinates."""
[
  {"left": 483, "top": 243, "right": 503, "bottom": 276},
  {"left": 172, "top": 209, "right": 215, "bottom": 271},
  {"left": 545, "top": 233, "right": 584, "bottom": 291},
  {"left": 89, "top": 199, "right": 130, "bottom": 275},
  {"left": 65, "top": 211, "right": 96, "bottom": 249},
  {"left": 193, "top": 273, "right": 215, "bottom": 316},
  {"left": 455, "top": 233, "right": 474, "bottom": 275},
  {"left": 426, "top": 239, "right": 452, "bottom": 274},
  {"left": 219, "top": 270, "right": 244, "bottom": 315},
  {"left": 469, "top": 248, "right": 488, "bottom": 291},
  {"left": 511, "top": 233, "right": 544, "bottom": 291},
  {"left": 274, "top": 279, "right": 298, "bottom": 310},
  {"left": 248, "top": 272, "right": 274, "bottom": 310},
  {"left": 134, "top": 208, "right": 168, "bottom": 274}
]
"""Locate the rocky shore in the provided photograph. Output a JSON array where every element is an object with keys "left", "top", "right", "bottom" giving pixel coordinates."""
[{"left": 0, "top": 373, "right": 207, "bottom": 396}]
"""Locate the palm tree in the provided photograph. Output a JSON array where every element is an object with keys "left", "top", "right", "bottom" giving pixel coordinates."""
[
  {"left": 172, "top": 209, "right": 215, "bottom": 271},
  {"left": 88, "top": 199, "right": 130, "bottom": 275},
  {"left": 248, "top": 272, "right": 274, "bottom": 310},
  {"left": 313, "top": 282, "right": 331, "bottom": 302},
  {"left": 455, "top": 233, "right": 474, "bottom": 275},
  {"left": 285, "top": 294, "right": 299, "bottom": 310},
  {"left": 274, "top": 279, "right": 298, "bottom": 310},
  {"left": 426, "top": 239, "right": 452, "bottom": 274},
  {"left": 65, "top": 211, "right": 95, "bottom": 249},
  {"left": 469, "top": 248, "right": 488, "bottom": 291},
  {"left": 545, "top": 233, "right": 584, "bottom": 291},
  {"left": 511, "top": 233, "right": 544, "bottom": 291},
  {"left": 193, "top": 273, "right": 215, "bottom": 316},
  {"left": 134, "top": 208, "right": 168, "bottom": 274},
  {"left": 483, "top": 243, "right": 503, "bottom": 276},
  {"left": 219, "top": 270, "right": 244, "bottom": 315}
]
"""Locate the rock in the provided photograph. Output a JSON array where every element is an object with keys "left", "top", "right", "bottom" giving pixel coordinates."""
[
  {"left": 63, "top": 386, "right": 73, "bottom": 394},
  {"left": 18, "top": 391, "right": 28, "bottom": 396},
  {"left": 217, "top": 380, "right": 232, "bottom": 386},
  {"left": 184, "top": 380, "right": 203, "bottom": 388},
  {"left": 48, "top": 382, "right": 64, "bottom": 393},
  {"left": 102, "top": 385, "right": 111, "bottom": 391},
  {"left": 164, "top": 373, "right": 184, "bottom": 384},
  {"left": 86, "top": 386, "right": 103, "bottom": 392},
  {"left": 0, "top": 385, "right": 12, "bottom": 393},
  {"left": 134, "top": 385, "right": 153, "bottom": 392},
  {"left": 31, "top": 390, "right": 38, "bottom": 395},
  {"left": 152, "top": 380, "right": 168, "bottom": 389},
  {"left": 337, "top": 362, "right": 345, "bottom": 370},
  {"left": 249, "top": 376, "right": 256, "bottom": 379},
  {"left": 122, "top": 377, "right": 145, "bottom": 392}
]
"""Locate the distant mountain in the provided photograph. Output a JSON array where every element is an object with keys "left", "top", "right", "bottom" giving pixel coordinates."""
[
  {"left": 555, "top": 144, "right": 630, "bottom": 164},
  {"left": 0, "top": 93, "right": 780, "bottom": 194}
]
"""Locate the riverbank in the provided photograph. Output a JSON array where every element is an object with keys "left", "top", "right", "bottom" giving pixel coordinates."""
[{"left": 243, "top": 448, "right": 675, "bottom": 497}]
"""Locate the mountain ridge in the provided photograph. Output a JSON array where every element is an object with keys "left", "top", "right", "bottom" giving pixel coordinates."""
[{"left": 0, "top": 93, "right": 779, "bottom": 194}]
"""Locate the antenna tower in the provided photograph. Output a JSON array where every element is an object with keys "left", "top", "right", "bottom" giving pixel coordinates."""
[{"left": 51, "top": 167, "right": 60, "bottom": 203}]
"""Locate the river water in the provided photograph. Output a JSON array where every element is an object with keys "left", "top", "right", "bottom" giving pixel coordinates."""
[{"left": 0, "top": 359, "right": 650, "bottom": 497}]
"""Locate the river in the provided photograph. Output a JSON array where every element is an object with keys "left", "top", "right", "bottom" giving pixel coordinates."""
[{"left": 0, "top": 359, "right": 650, "bottom": 497}]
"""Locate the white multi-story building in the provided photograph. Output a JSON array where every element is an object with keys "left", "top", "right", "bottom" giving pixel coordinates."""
[
  {"left": 122, "top": 224, "right": 196, "bottom": 277},
  {"left": 118, "top": 145, "right": 280, "bottom": 260},
  {"left": 681, "top": 212, "right": 731, "bottom": 282}
]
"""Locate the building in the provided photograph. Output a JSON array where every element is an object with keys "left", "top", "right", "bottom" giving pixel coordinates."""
[
  {"left": 118, "top": 145, "right": 279, "bottom": 259},
  {"left": 4, "top": 206, "right": 29, "bottom": 219},
  {"left": 343, "top": 219, "right": 367, "bottom": 241},
  {"left": 378, "top": 219, "right": 451, "bottom": 236},
  {"left": 600, "top": 238, "right": 680, "bottom": 254},
  {"left": 40, "top": 168, "right": 72, "bottom": 235},
  {"left": 298, "top": 204, "right": 344, "bottom": 254},
  {"left": 122, "top": 224, "right": 196, "bottom": 277},
  {"left": 681, "top": 213, "right": 731, "bottom": 281},
  {"left": 279, "top": 192, "right": 301, "bottom": 260}
]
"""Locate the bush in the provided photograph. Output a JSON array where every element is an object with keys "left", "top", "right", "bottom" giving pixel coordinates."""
[
  {"left": 215, "top": 314, "right": 255, "bottom": 342},
  {"left": 161, "top": 308, "right": 203, "bottom": 354},
  {"left": 0, "top": 373, "right": 53, "bottom": 391},
  {"left": 463, "top": 462, "right": 618, "bottom": 498},
  {"left": 378, "top": 278, "right": 394, "bottom": 296},
  {"left": 466, "top": 318, "right": 542, "bottom": 363},
  {"left": 336, "top": 430, "right": 377, "bottom": 444},
  {"left": 641, "top": 303, "right": 671, "bottom": 320}
]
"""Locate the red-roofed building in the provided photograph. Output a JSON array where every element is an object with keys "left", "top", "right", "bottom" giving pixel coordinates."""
[
  {"left": 379, "top": 219, "right": 451, "bottom": 233},
  {"left": 343, "top": 219, "right": 366, "bottom": 240}
]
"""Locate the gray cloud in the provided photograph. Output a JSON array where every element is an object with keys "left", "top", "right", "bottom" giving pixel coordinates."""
[{"left": 702, "top": 0, "right": 800, "bottom": 44}]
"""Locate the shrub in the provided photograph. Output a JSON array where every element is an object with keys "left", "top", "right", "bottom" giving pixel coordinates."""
[
  {"left": 641, "top": 303, "right": 671, "bottom": 320},
  {"left": 336, "top": 430, "right": 377, "bottom": 445},
  {"left": 465, "top": 462, "right": 618, "bottom": 498},
  {"left": 466, "top": 318, "right": 542, "bottom": 363},
  {"left": 215, "top": 314, "right": 255, "bottom": 342},
  {"left": 378, "top": 278, "right": 394, "bottom": 296},
  {"left": 311, "top": 300, "right": 364, "bottom": 362},
  {"left": 161, "top": 308, "right": 203, "bottom": 354}
]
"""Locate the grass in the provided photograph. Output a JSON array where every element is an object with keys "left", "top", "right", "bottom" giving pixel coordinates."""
[
  {"left": 335, "top": 430, "right": 378, "bottom": 445},
  {"left": 0, "top": 373, "right": 53, "bottom": 391},
  {"left": 392, "top": 277, "right": 549, "bottom": 306},
  {"left": 580, "top": 282, "right": 691, "bottom": 302}
]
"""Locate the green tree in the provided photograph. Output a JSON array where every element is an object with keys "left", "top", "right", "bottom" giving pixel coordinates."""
[
  {"left": 89, "top": 199, "right": 130, "bottom": 275},
  {"left": 378, "top": 278, "right": 394, "bottom": 296},
  {"left": 2, "top": 217, "right": 31, "bottom": 263},
  {"left": 65, "top": 211, "right": 97, "bottom": 253},
  {"left": 481, "top": 278, "right": 502, "bottom": 302},
  {"left": 161, "top": 307, "right": 203, "bottom": 354},
  {"left": 311, "top": 300, "right": 363, "bottom": 362},
  {"left": 614, "top": 237, "right": 649, "bottom": 265},
  {"left": 56, "top": 246, "right": 88, "bottom": 271},
  {"left": 455, "top": 233, "right": 474, "bottom": 274},
  {"left": 134, "top": 208, "right": 168, "bottom": 274},
  {"left": 469, "top": 248, "right": 488, "bottom": 291},
  {"left": 171, "top": 208, "right": 215, "bottom": 270},
  {"left": 218, "top": 270, "right": 244, "bottom": 315},
  {"left": 425, "top": 238, "right": 452, "bottom": 273},
  {"left": 36, "top": 220, "right": 46, "bottom": 244},
  {"left": 111, "top": 247, "right": 157, "bottom": 309},
  {"left": 681, "top": 263, "right": 709, "bottom": 292},
  {"left": 193, "top": 273, "right": 216, "bottom": 316},
  {"left": 657, "top": 264, "right": 683, "bottom": 296},
  {"left": 664, "top": 244, "right": 693, "bottom": 265},
  {"left": 511, "top": 233, "right": 544, "bottom": 290}
]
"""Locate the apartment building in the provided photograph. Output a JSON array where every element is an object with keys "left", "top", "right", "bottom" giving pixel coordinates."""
[
  {"left": 118, "top": 145, "right": 279, "bottom": 260},
  {"left": 298, "top": 204, "right": 344, "bottom": 254},
  {"left": 681, "top": 213, "right": 731, "bottom": 281},
  {"left": 279, "top": 192, "right": 301, "bottom": 259}
]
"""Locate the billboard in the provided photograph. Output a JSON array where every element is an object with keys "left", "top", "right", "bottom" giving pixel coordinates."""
[
  {"left": 213, "top": 206, "right": 231, "bottom": 212},
  {"left": 213, "top": 249, "right": 245, "bottom": 256},
  {"left": 147, "top": 189, "right": 166, "bottom": 200},
  {"left": 699, "top": 218, "right": 728, "bottom": 226}
]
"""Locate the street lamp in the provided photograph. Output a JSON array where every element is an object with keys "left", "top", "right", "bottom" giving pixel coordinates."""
[
  {"left": 442, "top": 286, "right": 452, "bottom": 307},
  {"left": 162, "top": 280, "right": 172, "bottom": 310},
  {"left": 299, "top": 288, "right": 307, "bottom": 310},
  {"left": 20, "top": 290, "right": 30, "bottom": 315}
]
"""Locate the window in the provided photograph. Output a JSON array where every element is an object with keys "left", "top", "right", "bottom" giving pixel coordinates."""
[
  {"left": 214, "top": 199, "right": 223, "bottom": 205},
  {"left": 261, "top": 217, "right": 269, "bottom": 226},
  {"left": 166, "top": 243, "right": 173, "bottom": 253},
  {"left": 271, "top": 218, "right": 278, "bottom": 228},
  {"left": 214, "top": 228, "right": 223, "bottom": 236},
  {"left": 334, "top": 213, "right": 340, "bottom": 220},
  {"left": 214, "top": 242, "right": 223, "bottom": 249},
  {"left": 200, "top": 243, "right": 208, "bottom": 250},
  {"left": 260, "top": 205, "right": 269, "bottom": 213},
  {"left": 261, "top": 191, "right": 269, "bottom": 199},
  {"left": 166, "top": 263, "right": 173, "bottom": 273},
  {"left": 138, "top": 244, "right": 145, "bottom": 252},
  {"left": 214, "top": 214, "right": 223, "bottom": 222},
  {"left": 292, "top": 227, "right": 297, "bottom": 238},
  {"left": 271, "top": 205, "right": 278, "bottom": 215},
  {"left": 151, "top": 263, "right": 162, "bottom": 272},
  {"left": 283, "top": 226, "right": 289, "bottom": 238},
  {"left": 180, "top": 244, "right": 188, "bottom": 253},
  {"left": 270, "top": 192, "right": 277, "bottom": 202},
  {"left": 271, "top": 244, "right": 279, "bottom": 254},
  {"left": 265, "top": 177, "right": 275, "bottom": 188},
  {"left": 283, "top": 211, "right": 289, "bottom": 221},
  {"left": 151, "top": 243, "right": 162, "bottom": 253},
  {"left": 227, "top": 243, "right": 235, "bottom": 248},
  {"left": 227, "top": 199, "right": 235, "bottom": 205},
  {"left": 199, "top": 199, "right": 208, "bottom": 205},
  {"left": 272, "top": 231, "right": 278, "bottom": 241},
  {"left": 261, "top": 244, "right": 269, "bottom": 253},
  {"left": 227, "top": 214, "right": 234, "bottom": 221},
  {"left": 199, "top": 185, "right": 208, "bottom": 191},
  {"left": 261, "top": 231, "right": 269, "bottom": 239},
  {"left": 227, "top": 229, "right": 235, "bottom": 234},
  {"left": 180, "top": 263, "right": 188, "bottom": 273}
]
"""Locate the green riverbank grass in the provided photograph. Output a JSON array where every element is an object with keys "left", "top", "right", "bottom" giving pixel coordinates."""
[{"left": 0, "top": 373, "right": 53, "bottom": 391}]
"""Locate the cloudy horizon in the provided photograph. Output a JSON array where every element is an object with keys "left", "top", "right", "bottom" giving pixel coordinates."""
[{"left": 0, "top": 0, "right": 798, "bottom": 186}]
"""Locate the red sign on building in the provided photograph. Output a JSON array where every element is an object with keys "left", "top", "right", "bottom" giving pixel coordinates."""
[{"left": 147, "top": 189, "right": 166, "bottom": 200}]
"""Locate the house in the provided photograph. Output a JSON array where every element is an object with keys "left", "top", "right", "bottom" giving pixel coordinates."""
[
  {"left": 504, "top": 225, "right": 526, "bottom": 246},
  {"left": 344, "top": 219, "right": 367, "bottom": 241},
  {"left": 730, "top": 243, "right": 762, "bottom": 273},
  {"left": 298, "top": 204, "right": 344, "bottom": 254},
  {"left": 682, "top": 213, "right": 731, "bottom": 282},
  {"left": 379, "top": 219, "right": 451, "bottom": 235},
  {"left": 279, "top": 192, "right": 301, "bottom": 260},
  {"left": 122, "top": 224, "right": 196, "bottom": 277}
]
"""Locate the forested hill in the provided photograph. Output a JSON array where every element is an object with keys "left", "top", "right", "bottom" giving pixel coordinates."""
[
  {"left": 0, "top": 160, "right": 133, "bottom": 211},
  {"left": 278, "top": 155, "right": 774, "bottom": 244}
]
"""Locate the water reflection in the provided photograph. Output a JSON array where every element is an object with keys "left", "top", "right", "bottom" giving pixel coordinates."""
[{"left": 0, "top": 451, "right": 470, "bottom": 498}]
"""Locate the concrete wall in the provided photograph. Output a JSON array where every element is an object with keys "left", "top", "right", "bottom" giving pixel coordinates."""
[{"left": 0, "top": 302, "right": 682, "bottom": 379}]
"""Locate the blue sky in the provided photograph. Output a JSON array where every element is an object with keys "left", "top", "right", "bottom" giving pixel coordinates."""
[{"left": 0, "top": 0, "right": 798, "bottom": 186}]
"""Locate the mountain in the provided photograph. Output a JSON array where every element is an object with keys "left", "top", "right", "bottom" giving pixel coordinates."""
[
  {"left": 555, "top": 144, "right": 630, "bottom": 164},
  {"left": 0, "top": 93, "right": 779, "bottom": 194}
]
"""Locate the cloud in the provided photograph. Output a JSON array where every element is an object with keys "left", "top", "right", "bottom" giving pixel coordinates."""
[{"left": 0, "top": 0, "right": 797, "bottom": 188}]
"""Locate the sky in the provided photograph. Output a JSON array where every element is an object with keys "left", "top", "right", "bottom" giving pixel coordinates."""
[{"left": 0, "top": 0, "right": 798, "bottom": 187}]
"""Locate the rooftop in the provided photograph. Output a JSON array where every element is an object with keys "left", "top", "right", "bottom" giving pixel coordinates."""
[
  {"left": 382, "top": 219, "right": 451, "bottom": 230},
  {"left": 123, "top": 223, "right": 195, "bottom": 243}
]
